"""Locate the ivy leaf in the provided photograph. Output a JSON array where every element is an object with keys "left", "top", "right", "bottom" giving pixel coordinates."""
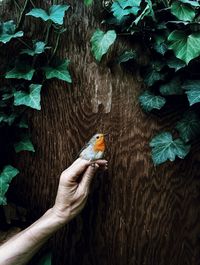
[
  {"left": 182, "top": 80, "right": 200, "bottom": 105},
  {"left": 0, "top": 113, "right": 17, "bottom": 126},
  {"left": 171, "top": 2, "right": 195, "bottom": 21},
  {"left": 139, "top": 91, "right": 166, "bottom": 112},
  {"left": 144, "top": 71, "right": 165, "bottom": 86},
  {"left": 20, "top": 41, "right": 46, "bottom": 56},
  {"left": 0, "top": 20, "right": 23, "bottom": 43},
  {"left": 145, "top": 0, "right": 156, "bottom": 21},
  {"left": 168, "top": 30, "right": 200, "bottom": 64},
  {"left": 84, "top": 0, "right": 93, "bottom": 6},
  {"left": 115, "top": 50, "right": 137, "bottom": 64},
  {"left": 43, "top": 60, "right": 72, "bottom": 83},
  {"left": 90, "top": 29, "right": 117, "bottom": 61},
  {"left": 0, "top": 165, "right": 19, "bottom": 205},
  {"left": 150, "top": 132, "right": 191, "bottom": 165},
  {"left": 153, "top": 42, "right": 168, "bottom": 55},
  {"left": 14, "top": 84, "right": 42, "bottom": 110},
  {"left": 2, "top": 93, "right": 13, "bottom": 100},
  {"left": 5, "top": 66, "right": 35, "bottom": 80},
  {"left": 176, "top": 111, "right": 200, "bottom": 142},
  {"left": 167, "top": 57, "right": 186, "bottom": 71},
  {"left": 111, "top": 3, "right": 130, "bottom": 21},
  {"left": 26, "top": 4, "right": 70, "bottom": 25},
  {"left": 179, "top": 0, "right": 200, "bottom": 7},
  {"left": 119, "top": 0, "right": 142, "bottom": 9},
  {"left": 143, "top": 60, "right": 165, "bottom": 86},
  {"left": 153, "top": 34, "right": 168, "bottom": 55},
  {"left": 159, "top": 77, "right": 183, "bottom": 95},
  {"left": 14, "top": 135, "right": 35, "bottom": 153},
  {"left": 18, "top": 117, "right": 28, "bottom": 128},
  {"left": 111, "top": 0, "right": 142, "bottom": 21}
]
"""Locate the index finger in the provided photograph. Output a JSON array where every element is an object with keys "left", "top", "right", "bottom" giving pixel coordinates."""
[
  {"left": 62, "top": 158, "right": 91, "bottom": 180},
  {"left": 62, "top": 158, "right": 108, "bottom": 180}
]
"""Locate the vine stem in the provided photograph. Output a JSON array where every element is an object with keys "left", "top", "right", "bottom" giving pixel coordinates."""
[
  {"left": 17, "top": 0, "right": 29, "bottom": 29},
  {"left": 117, "top": 33, "right": 132, "bottom": 36},
  {"left": 48, "top": 32, "right": 61, "bottom": 63},
  {"left": 29, "top": 0, "right": 35, "bottom": 7},
  {"left": 17, "top": 38, "right": 32, "bottom": 49},
  {"left": 45, "top": 21, "right": 52, "bottom": 44},
  {"left": 14, "top": 0, "right": 21, "bottom": 11}
]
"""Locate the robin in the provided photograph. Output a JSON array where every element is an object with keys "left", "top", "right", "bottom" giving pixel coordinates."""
[{"left": 79, "top": 133, "right": 106, "bottom": 161}]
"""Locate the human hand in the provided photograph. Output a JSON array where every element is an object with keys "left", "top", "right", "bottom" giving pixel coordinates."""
[{"left": 52, "top": 158, "right": 108, "bottom": 224}]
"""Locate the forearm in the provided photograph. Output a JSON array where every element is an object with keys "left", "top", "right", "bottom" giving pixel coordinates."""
[{"left": 0, "top": 208, "right": 67, "bottom": 265}]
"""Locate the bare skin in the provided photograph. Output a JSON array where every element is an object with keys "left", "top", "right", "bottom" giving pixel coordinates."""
[{"left": 0, "top": 158, "right": 108, "bottom": 265}]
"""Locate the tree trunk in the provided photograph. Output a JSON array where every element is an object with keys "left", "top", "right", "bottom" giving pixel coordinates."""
[{"left": 2, "top": 1, "right": 200, "bottom": 265}]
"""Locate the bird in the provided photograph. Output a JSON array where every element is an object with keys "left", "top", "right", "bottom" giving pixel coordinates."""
[{"left": 79, "top": 133, "right": 106, "bottom": 161}]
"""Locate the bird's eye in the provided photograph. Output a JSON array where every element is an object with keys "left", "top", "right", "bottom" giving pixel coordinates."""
[{"left": 96, "top": 136, "right": 100, "bottom": 139}]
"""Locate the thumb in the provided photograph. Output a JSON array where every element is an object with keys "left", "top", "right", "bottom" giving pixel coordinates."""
[{"left": 80, "top": 163, "right": 99, "bottom": 192}]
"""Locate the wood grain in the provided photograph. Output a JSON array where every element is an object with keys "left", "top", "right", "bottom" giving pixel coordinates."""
[{"left": 1, "top": 1, "right": 200, "bottom": 265}]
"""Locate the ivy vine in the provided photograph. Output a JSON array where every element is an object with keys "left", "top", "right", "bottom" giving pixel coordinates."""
[
  {"left": 0, "top": 1, "right": 71, "bottom": 205},
  {"left": 2, "top": 0, "right": 200, "bottom": 205},
  {"left": 89, "top": 0, "right": 200, "bottom": 165}
]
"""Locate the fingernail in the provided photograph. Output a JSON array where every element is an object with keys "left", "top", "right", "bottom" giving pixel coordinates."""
[{"left": 95, "top": 163, "right": 99, "bottom": 168}]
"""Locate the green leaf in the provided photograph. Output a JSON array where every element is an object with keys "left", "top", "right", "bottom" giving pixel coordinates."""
[
  {"left": 144, "top": 71, "right": 165, "bottom": 86},
  {"left": 0, "top": 165, "right": 19, "bottom": 205},
  {"left": 119, "top": 0, "right": 142, "bottom": 9},
  {"left": 143, "top": 61, "right": 165, "bottom": 86},
  {"left": 111, "top": 0, "right": 142, "bottom": 21},
  {"left": 0, "top": 114, "right": 4, "bottom": 123},
  {"left": 144, "top": 61, "right": 165, "bottom": 87},
  {"left": 0, "top": 20, "right": 23, "bottom": 43},
  {"left": 176, "top": 111, "right": 200, "bottom": 142},
  {"left": 43, "top": 60, "right": 72, "bottom": 83},
  {"left": 116, "top": 50, "right": 137, "bottom": 64},
  {"left": 90, "top": 29, "right": 117, "bottom": 61},
  {"left": 14, "top": 135, "right": 35, "bottom": 153},
  {"left": 111, "top": 3, "right": 130, "bottom": 21},
  {"left": 2, "top": 93, "right": 13, "bottom": 100},
  {"left": 150, "top": 132, "right": 191, "bottom": 165},
  {"left": 167, "top": 57, "right": 186, "bottom": 71},
  {"left": 153, "top": 42, "right": 168, "bottom": 55},
  {"left": 159, "top": 77, "right": 183, "bottom": 95},
  {"left": 153, "top": 34, "right": 168, "bottom": 55},
  {"left": 180, "top": 0, "right": 200, "bottom": 7},
  {"left": 139, "top": 91, "right": 166, "bottom": 112},
  {"left": 168, "top": 30, "right": 200, "bottom": 64},
  {"left": 26, "top": 4, "right": 70, "bottom": 25},
  {"left": 84, "top": 0, "right": 93, "bottom": 6},
  {"left": 5, "top": 67, "right": 35, "bottom": 80},
  {"left": 14, "top": 84, "right": 42, "bottom": 110},
  {"left": 0, "top": 113, "right": 17, "bottom": 125},
  {"left": 20, "top": 41, "right": 46, "bottom": 56},
  {"left": 182, "top": 80, "right": 200, "bottom": 105},
  {"left": 171, "top": 2, "right": 195, "bottom": 21},
  {"left": 18, "top": 117, "right": 28, "bottom": 128},
  {"left": 145, "top": 0, "right": 156, "bottom": 21}
]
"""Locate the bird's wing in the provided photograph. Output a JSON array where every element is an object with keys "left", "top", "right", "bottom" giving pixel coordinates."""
[{"left": 77, "top": 141, "right": 90, "bottom": 158}]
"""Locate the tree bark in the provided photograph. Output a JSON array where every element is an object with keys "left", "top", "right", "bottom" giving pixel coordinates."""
[{"left": 1, "top": 1, "right": 200, "bottom": 265}]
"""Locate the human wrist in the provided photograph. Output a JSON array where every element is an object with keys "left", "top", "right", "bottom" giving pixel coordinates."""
[{"left": 49, "top": 205, "right": 71, "bottom": 226}]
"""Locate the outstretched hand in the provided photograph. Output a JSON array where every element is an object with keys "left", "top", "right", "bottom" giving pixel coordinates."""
[
  {"left": 52, "top": 158, "right": 108, "bottom": 223},
  {"left": 0, "top": 158, "right": 108, "bottom": 265}
]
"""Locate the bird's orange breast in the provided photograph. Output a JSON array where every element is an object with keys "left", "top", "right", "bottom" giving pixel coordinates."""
[{"left": 93, "top": 138, "right": 105, "bottom": 152}]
